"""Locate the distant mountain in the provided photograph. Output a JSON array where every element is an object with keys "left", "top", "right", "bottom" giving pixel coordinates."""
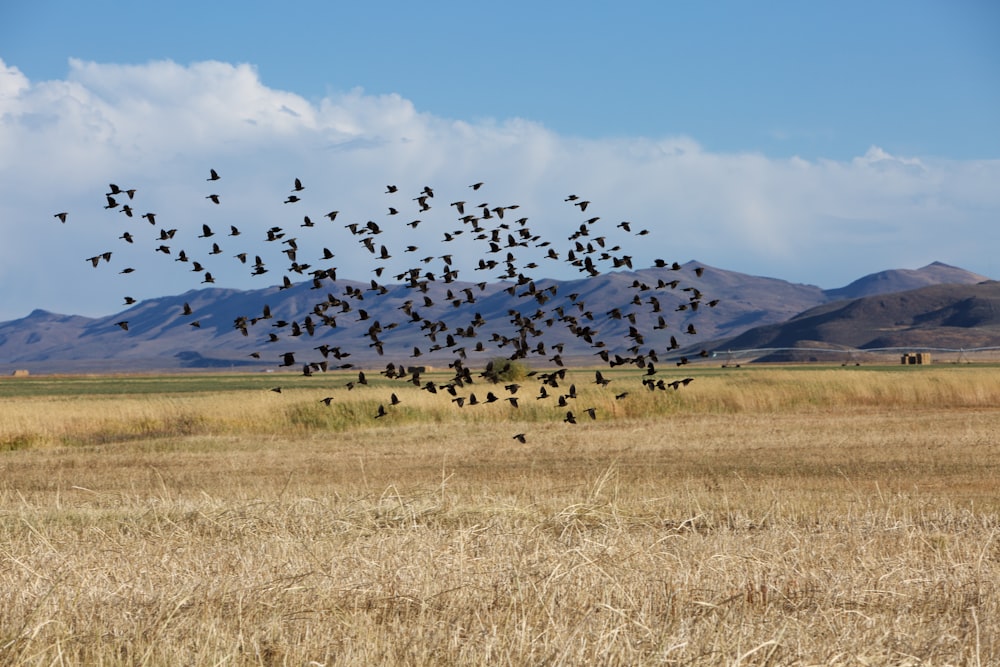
[
  {"left": 717, "top": 280, "right": 1000, "bottom": 361},
  {"left": 0, "top": 261, "right": 992, "bottom": 373},
  {"left": 823, "top": 262, "right": 988, "bottom": 301}
]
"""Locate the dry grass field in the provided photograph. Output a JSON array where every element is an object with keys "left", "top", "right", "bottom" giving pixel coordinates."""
[{"left": 1, "top": 365, "right": 999, "bottom": 665}]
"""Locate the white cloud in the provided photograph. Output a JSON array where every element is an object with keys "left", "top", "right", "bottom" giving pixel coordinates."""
[{"left": 1, "top": 57, "right": 998, "bottom": 320}]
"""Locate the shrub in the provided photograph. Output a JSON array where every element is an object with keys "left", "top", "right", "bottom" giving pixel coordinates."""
[{"left": 482, "top": 357, "right": 529, "bottom": 383}]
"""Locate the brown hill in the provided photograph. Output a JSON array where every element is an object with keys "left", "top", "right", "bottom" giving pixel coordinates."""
[
  {"left": 0, "top": 262, "right": 993, "bottom": 373},
  {"left": 717, "top": 281, "right": 1000, "bottom": 361},
  {"left": 824, "top": 262, "right": 989, "bottom": 301}
]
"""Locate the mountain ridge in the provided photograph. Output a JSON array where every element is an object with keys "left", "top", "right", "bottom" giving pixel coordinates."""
[{"left": 0, "top": 261, "right": 990, "bottom": 373}]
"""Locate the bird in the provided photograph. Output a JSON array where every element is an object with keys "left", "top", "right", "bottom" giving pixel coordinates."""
[
  {"left": 53, "top": 173, "right": 720, "bottom": 439},
  {"left": 115, "top": 321, "right": 129, "bottom": 331},
  {"left": 54, "top": 212, "right": 68, "bottom": 223},
  {"left": 512, "top": 433, "right": 527, "bottom": 443}
]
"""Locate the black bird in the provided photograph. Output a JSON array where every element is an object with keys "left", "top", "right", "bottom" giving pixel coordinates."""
[
  {"left": 206, "top": 194, "right": 220, "bottom": 204},
  {"left": 292, "top": 178, "right": 304, "bottom": 192},
  {"left": 512, "top": 433, "right": 527, "bottom": 443},
  {"left": 207, "top": 168, "right": 220, "bottom": 181},
  {"left": 54, "top": 212, "right": 68, "bottom": 223},
  {"left": 115, "top": 321, "right": 129, "bottom": 331}
]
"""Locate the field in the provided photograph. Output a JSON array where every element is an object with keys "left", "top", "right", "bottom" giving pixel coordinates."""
[{"left": 2, "top": 365, "right": 999, "bottom": 665}]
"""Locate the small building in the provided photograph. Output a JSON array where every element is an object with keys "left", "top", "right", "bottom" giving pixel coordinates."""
[
  {"left": 11, "top": 369, "right": 29, "bottom": 377},
  {"left": 901, "top": 352, "right": 931, "bottom": 365}
]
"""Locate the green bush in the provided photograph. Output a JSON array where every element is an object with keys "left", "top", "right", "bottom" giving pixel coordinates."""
[{"left": 482, "top": 357, "right": 529, "bottom": 384}]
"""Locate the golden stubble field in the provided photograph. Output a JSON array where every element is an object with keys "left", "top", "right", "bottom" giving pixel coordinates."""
[{"left": 1, "top": 365, "right": 999, "bottom": 665}]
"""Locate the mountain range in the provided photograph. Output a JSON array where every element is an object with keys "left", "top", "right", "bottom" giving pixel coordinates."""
[{"left": 0, "top": 261, "right": 992, "bottom": 373}]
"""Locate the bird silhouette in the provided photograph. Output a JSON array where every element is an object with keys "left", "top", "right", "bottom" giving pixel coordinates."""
[{"left": 58, "top": 173, "right": 719, "bottom": 440}]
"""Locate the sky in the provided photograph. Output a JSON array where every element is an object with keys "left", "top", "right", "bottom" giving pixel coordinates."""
[{"left": 1, "top": 0, "right": 998, "bottom": 321}]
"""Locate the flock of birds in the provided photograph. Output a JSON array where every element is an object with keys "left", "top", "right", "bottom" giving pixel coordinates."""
[{"left": 54, "top": 171, "right": 715, "bottom": 442}]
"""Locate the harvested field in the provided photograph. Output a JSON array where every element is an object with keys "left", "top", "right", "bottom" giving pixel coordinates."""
[{"left": 1, "top": 366, "right": 998, "bottom": 664}]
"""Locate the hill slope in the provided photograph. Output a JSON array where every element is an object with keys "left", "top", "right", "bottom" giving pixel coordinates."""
[
  {"left": 718, "top": 281, "right": 1000, "bottom": 360},
  {"left": 0, "top": 262, "right": 992, "bottom": 373}
]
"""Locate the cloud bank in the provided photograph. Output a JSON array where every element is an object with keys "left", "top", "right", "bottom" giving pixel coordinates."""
[{"left": 1, "top": 57, "right": 998, "bottom": 320}]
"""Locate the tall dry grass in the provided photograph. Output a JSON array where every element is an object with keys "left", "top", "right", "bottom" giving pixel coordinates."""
[{"left": 1, "top": 366, "right": 998, "bottom": 664}]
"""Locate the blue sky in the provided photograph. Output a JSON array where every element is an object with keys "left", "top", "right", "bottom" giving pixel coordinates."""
[{"left": 1, "top": 1, "right": 998, "bottom": 320}]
